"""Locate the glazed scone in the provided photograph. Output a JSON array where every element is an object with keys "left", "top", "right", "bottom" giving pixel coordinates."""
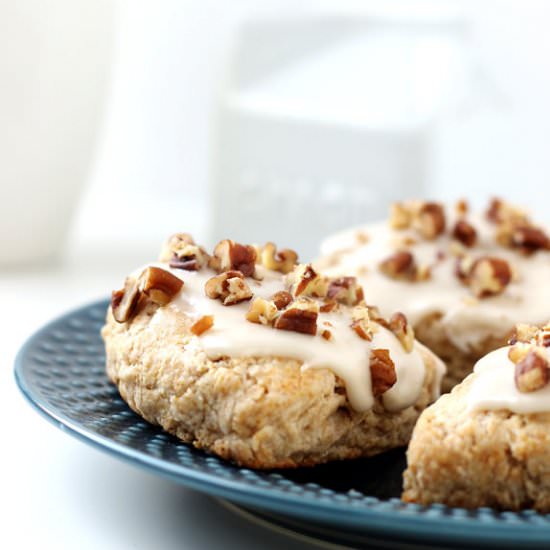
[
  {"left": 317, "top": 199, "right": 550, "bottom": 391},
  {"left": 102, "top": 235, "right": 445, "bottom": 468},
  {"left": 402, "top": 322, "right": 550, "bottom": 511}
]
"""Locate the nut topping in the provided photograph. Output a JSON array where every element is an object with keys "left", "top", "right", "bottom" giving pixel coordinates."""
[
  {"left": 111, "top": 277, "right": 140, "bottom": 323},
  {"left": 288, "top": 264, "right": 328, "bottom": 298},
  {"left": 321, "top": 329, "right": 332, "bottom": 341},
  {"left": 370, "top": 349, "right": 397, "bottom": 396},
  {"left": 204, "top": 270, "right": 253, "bottom": 306},
  {"left": 379, "top": 251, "right": 416, "bottom": 280},
  {"left": 508, "top": 323, "right": 540, "bottom": 345},
  {"left": 260, "top": 243, "right": 299, "bottom": 274},
  {"left": 350, "top": 305, "right": 376, "bottom": 341},
  {"left": 246, "top": 297, "right": 278, "bottom": 325},
  {"left": 389, "top": 202, "right": 412, "bottom": 229},
  {"left": 512, "top": 348, "right": 550, "bottom": 393},
  {"left": 271, "top": 290, "right": 293, "bottom": 310},
  {"left": 159, "top": 233, "right": 209, "bottom": 271},
  {"left": 413, "top": 202, "right": 446, "bottom": 240},
  {"left": 496, "top": 223, "right": 550, "bottom": 255},
  {"left": 327, "top": 277, "right": 364, "bottom": 306},
  {"left": 452, "top": 220, "right": 477, "bottom": 248},
  {"left": 274, "top": 299, "right": 318, "bottom": 335},
  {"left": 389, "top": 312, "right": 414, "bottom": 352},
  {"left": 486, "top": 197, "right": 527, "bottom": 225},
  {"left": 468, "top": 256, "right": 512, "bottom": 298},
  {"left": 209, "top": 239, "right": 257, "bottom": 277},
  {"left": 138, "top": 266, "right": 184, "bottom": 305},
  {"left": 190, "top": 315, "right": 214, "bottom": 336}
]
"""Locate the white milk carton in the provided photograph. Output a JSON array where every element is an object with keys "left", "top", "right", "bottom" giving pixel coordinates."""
[{"left": 210, "top": 13, "right": 474, "bottom": 258}]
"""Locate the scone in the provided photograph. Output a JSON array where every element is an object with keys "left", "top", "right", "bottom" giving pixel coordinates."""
[
  {"left": 402, "top": 322, "right": 550, "bottom": 512},
  {"left": 317, "top": 198, "right": 550, "bottom": 391},
  {"left": 102, "top": 234, "right": 445, "bottom": 468}
]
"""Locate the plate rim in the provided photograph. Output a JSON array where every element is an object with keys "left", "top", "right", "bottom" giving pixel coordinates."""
[{"left": 13, "top": 299, "right": 550, "bottom": 548}]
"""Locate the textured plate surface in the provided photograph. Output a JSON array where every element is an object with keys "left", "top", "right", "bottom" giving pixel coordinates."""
[{"left": 14, "top": 300, "right": 550, "bottom": 549}]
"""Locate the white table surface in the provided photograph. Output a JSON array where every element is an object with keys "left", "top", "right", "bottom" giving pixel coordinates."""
[{"left": 2, "top": 242, "right": 322, "bottom": 550}]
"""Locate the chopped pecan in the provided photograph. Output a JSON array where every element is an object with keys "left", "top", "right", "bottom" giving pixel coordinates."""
[
  {"left": 111, "top": 277, "right": 140, "bottom": 323},
  {"left": 350, "top": 305, "right": 376, "bottom": 341},
  {"left": 389, "top": 202, "right": 412, "bottom": 229},
  {"left": 355, "top": 231, "right": 369, "bottom": 245},
  {"left": 513, "top": 349, "right": 550, "bottom": 393},
  {"left": 246, "top": 297, "right": 279, "bottom": 325},
  {"left": 468, "top": 256, "right": 512, "bottom": 298},
  {"left": 260, "top": 242, "right": 298, "bottom": 274},
  {"left": 379, "top": 251, "right": 416, "bottom": 280},
  {"left": 320, "top": 300, "right": 338, "bottom": 313},
  {"left": 455, "top": 255, "right": 474, "bottom": 282},
  {"left": 138, "top": 266, "right": 184, "bottom": 305},
  {"left": 327, "top": 277, "right": 364, "bottom": 306},
  {"left": 271, "top": 290, "right": 293, "bottom": 310},
  {"left": 288, "top": 264, "right": 328, "bottom": 298},
  {"left": 455, "top": 199, "right": 469, "bottom": 216},
  {"left": 159, "top": 233, "right": 209, "bottom": 271},
  {"left": 496, "top": 223, "right": 549, "bottom": 255},
  {"left": 370, "top": 349, "right": 397, "bottom": 396},
  {"left": 159, "top": 233, "right": 194, "bottom": 260},
  {"left": 413, "top": 202, "right": 446, "bottom": 239},
  {"left": 274, "top": 299, "right": 318, "bottom": 335},
  {"left": 389, "top": 312, "right": 415, "bottom": 352},
  {"left": 204, "top": 270, "right": 253, "bottom": 306},
  {"left": 508, "top": 323, "right": 540, "bottom": 345},
  {"left": 452, "top": 220, "right": 477, "bottom": 248},
  {"left": 486, "top": 197, "right": 526, "bottom": 225},
  {"left": 190, "top": 315, "right": 214, "bottom": 336},
  {"left": 209, "top": 239, "right": 257, "bottom": 277},
  {"left": 321, "top": 329, "right": 332, "bottom": 341}
]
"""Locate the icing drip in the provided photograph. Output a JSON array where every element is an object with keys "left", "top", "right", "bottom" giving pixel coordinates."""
[
  {"left": 318, "top": 213, "right": 550, "bottom": 351},
  {"left": 138, "top": 263, "right": 444, "bottom": 413},
  {"left": 467, "top": 346, "right": 550, "bottom": 414}
]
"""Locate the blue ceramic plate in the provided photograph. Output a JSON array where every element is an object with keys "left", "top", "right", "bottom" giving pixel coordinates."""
[{"left": 14, "top": 300, "right": 550, "bottom": 549}]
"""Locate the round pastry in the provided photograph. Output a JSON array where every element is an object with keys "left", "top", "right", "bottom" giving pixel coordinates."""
[
  {"left": 402, "top": 322, "right": 550, "bottom": 511},
  {"left": 102, "top": 234, "right": 444, "bottom": 469},
  {"left": 317, "top": 198, "right": 550, "bottom": 391}
]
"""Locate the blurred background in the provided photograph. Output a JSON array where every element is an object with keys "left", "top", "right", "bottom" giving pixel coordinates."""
[
  {"left": 2, "top": 0, "right": 550, "bottom": 268},
  {"left": 2, "top": 1, "right": 550, "bottom": 548}
]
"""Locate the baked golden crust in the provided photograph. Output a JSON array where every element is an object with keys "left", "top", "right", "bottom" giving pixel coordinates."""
[
  {"left": 102, "top": 301, "right": 440, "bottom": 469},
  {"left": 402, "top": 376, "right": 550, "bottom": 511}
]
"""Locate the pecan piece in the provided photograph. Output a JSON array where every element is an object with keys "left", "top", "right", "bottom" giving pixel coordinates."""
[
  {"left": 413, "top": 202, "right": 445, "bottom": 239},
  {"left": 190, "top": 315, "right": 214, "bottom": 336},
  {"left": 389, "top": 202, "right": 412, "bottom": 229},
  {"left": 350, "top": 305, "right": 376, "bottom": 341},
  {"left": 327, "top": 276, "right": 364, "bottom": 306},
  {"left": 274, "top": 300, "right": 318, "bottom": 335},
  {"left": 260, "top": 243, "right": 299, "bottom": 274},
  {"left": 138, "top": 266, "right": 184, "bottom": 306},
  {"left": 468, "top": 256, "right": 512, "bottom": 298},
  {"left": 497, "top": 223, "right": 550, "bottom": 255},
  {"left": 111, "top": 277, "right": 140, "bottom": 323},
  {"left": 321, "top": 329, "right": 332, "bottom": 341},
  {"left": 389, "top": 312, "right": 414, "bottom": 352},
  {"left": 508, "top": 323, "right": 540, "bottom": 345},
  {"left": 513, "top": 349, "right": 550, "bottom": 393},
  {"left": 288, "top": 264, "right": 328, "bottom": 298},
  {"left": 246, "top": 297, "right": 278, "bottom": 325},
  {"left": 209, "top": 239, "right": 257, "bottom": 277},
  {"left": 370, "top": 349, "right": 397, "bottom": 396},
  {"left": 486, "top": 197, "right": 526, "bottom": 225},
  {"left": 271, "top": 290, "right": 293, "bottom": 310},
  {"left": 205, "top": 270, "right": 253, "bottom": 306},
  {"left": 452, "top": 220, "right": 477, "bottom": 248},
  {"left": 159, "top": 233, "right": 209, "bottom": 271},
  {"left": 379, "top": 251, "right": 416, "bottom": 280}
]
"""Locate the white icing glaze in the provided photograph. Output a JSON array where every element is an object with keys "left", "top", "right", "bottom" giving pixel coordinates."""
[
  {"left": 318, "top": 212, "right": 550, "bottom": 352},
  {"left": 467, "top": 346, "right": 550, "bottom": 414},
  {"left": 136, "top": 262, "right": 444, "bottom": 413}
]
